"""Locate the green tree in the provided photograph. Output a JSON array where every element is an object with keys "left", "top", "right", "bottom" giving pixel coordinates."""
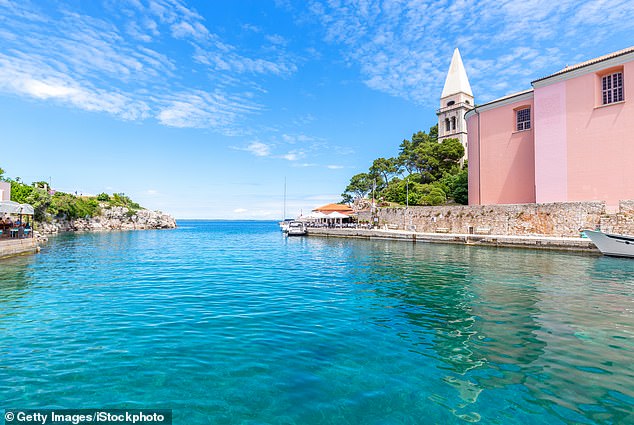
[
  {"left": 109, "top": 193, "right": 141, "bottom": 210},
  {"left": 370, "top": 157, "right": 399, "bottom": 189},
  {"left": 451, "top": 167, "right": 468, "bottom": 205},
  {"left": 433, "top": 138, "right": 465, "bottom": 179},
  {"left": 343, "top": 124, "right": 467, "bottom": 207},
  {"left": 10, "top": 181, "right": 34, "bottom": 203},
  {"left": 342, "top": 173, "right": 374, "bottom": 200},
  {"left": 381, "top": 178, "right": 406, "bottom": 204},
  {"left": 397, "top": 126, "right": 440, "bottom": 177},
  {"left": 49, "top": 192, "right": 77, "bottom": 218},
  {"left": 25, "top": 187, "right": 52, "bottom": 222},
  {"left": 421, "top": 185, "right": 447, "bottom": 206}
]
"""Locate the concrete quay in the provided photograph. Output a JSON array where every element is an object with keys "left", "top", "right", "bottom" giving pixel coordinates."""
[
  {"left": 0, "top": 238, "right": 40, "bottom": 259},
  {"left": 306, "top": 227, "right": 600, "bottom": 253}
]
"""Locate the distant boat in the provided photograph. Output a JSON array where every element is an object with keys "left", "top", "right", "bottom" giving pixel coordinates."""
[
  {"left": 584, "top": 229, "right": 634, "bottom": 258},
  {"left": 286, "top": 221, "right": 307, "bottom": 236}
]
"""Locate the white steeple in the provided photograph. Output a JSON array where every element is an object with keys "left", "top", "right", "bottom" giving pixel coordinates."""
[
  {"left": 437, "top": 48, "right": 474, "bottom": 161},
  {"left": 441, "top": 48, "right": 473, "bottom": 98}
]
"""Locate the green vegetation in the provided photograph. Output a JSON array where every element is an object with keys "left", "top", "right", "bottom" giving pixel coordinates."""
[
  {"left": 342, "top": 125, "right": 468, "bottom": 206},
  {"left": 0, "top": 168, "right": 143, "bottom": 221}
]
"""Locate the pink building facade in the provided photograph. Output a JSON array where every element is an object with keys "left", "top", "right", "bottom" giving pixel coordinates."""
[{"left": 467, "top": 47, "right": 634, "bottom": 207}]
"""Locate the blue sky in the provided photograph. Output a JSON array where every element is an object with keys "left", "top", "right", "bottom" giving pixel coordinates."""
[{"left": 1, "top": 0, "right": 633, "bottom": 219}]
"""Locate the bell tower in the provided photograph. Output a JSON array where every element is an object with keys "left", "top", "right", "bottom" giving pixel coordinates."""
[{"left": 437, "top": 48, "right": 473, "bottom": 159}]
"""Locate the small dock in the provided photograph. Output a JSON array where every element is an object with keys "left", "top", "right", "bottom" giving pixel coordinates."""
[
  {"left": 306, "top": 227, "right": 600, "bottom": 253},
  {"left": 0, "top": 238, "right": 40, "bottom": 259}
]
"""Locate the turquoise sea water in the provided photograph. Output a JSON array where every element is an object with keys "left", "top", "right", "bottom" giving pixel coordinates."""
[{"left": 1, "top": 220, "right": 633, "bottom": 424}]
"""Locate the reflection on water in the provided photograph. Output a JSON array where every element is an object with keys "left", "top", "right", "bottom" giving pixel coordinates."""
[
  {"left": 0, "top": 224, "right": 633, "bottom": 424},
  {"left": 345, "top": 241, "right": 634, "bottom": 423},
  {"left": 0, "top": 255, "right": 35, "bottom": 308}
]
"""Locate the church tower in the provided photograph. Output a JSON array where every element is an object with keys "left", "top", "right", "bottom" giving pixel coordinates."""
[{"left": 437, "top": 48, "right": 473, "bottom": 159}]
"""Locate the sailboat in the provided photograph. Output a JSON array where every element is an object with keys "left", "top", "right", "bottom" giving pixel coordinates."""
[{"left": 279, "top": 177, "right": 291, "bottom": 232}]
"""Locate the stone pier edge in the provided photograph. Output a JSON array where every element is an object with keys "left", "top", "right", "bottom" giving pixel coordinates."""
[{"left": 306, "top": 227, "right": 600, "bottom": 254}]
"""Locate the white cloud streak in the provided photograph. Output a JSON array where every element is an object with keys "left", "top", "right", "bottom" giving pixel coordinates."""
[
  {"left": 241, "top": 141, "right": 272, "bottom": 157},
  {"left": 305, "top": 0, "right": 634, "bottom": 104},
  {"left": 0, "top": 0, "right": 298, "bottom": 132}
]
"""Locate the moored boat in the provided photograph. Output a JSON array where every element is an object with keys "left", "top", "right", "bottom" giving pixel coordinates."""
[
  {"left": 279, "top": 219, "right": 293, "bottom": 233},
  {"left": 584, "top": 229, "right": 634, "bottom": 258},
  {"left": 286, "top": 221, "right": 307, "bottom": 236}
]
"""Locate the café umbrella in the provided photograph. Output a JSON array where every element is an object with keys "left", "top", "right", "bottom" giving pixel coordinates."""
[{"left": 0, "top": 200, "right": 34, "bottom": 215}]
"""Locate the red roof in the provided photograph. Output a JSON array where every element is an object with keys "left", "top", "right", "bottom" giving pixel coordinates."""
[{"left": 313, "top": 203, "right": 354, "bottom": 214}]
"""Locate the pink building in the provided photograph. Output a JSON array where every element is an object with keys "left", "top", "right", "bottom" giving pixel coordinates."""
[{"left": 466, "top": 47, "right": 634, "bottom": 207}]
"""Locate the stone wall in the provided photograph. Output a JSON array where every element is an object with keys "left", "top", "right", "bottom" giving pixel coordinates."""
[
  {"left": 0, "top": 238, "right": 39, "bottom": 259},
  {"left": 37, "top": 206, "right": 177, "bottom": 235},
  {"left": 599, "top": 200, "right": 634, "bottom": 235},
  {"left": 359, "top": 200, "right": 634, "bottom": 237}
]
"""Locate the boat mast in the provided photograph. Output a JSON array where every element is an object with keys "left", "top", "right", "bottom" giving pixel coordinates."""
[{"left": 283, "top": 177, "right": 287, "bottom": 220}]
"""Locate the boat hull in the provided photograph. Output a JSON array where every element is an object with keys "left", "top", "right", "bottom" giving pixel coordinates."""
[
  {"left": 286, "top": 221, "right": 307, "bottom": 236},
  {"left": 584, "top": 230, "right": 634, "bottom": 258}
]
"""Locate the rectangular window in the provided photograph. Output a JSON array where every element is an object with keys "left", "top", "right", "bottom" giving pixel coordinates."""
[
  {"left": 516, "top": 108, "right": 531, "bottom": 131},
  {"left": 602, "top": 72, "right": 624, "bottom": 105}
]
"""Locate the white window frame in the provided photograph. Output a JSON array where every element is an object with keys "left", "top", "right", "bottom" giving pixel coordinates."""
[
  {"left": 516, "top": 108, "right": 531, "bottom": 131},
  {"left": 602, "top": 72, "right": 624, "bottom": 105}
]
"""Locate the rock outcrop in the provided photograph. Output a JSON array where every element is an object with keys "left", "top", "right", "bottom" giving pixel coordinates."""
[{"left": 37, "top": 206, "right": 177, "bottom": 235}]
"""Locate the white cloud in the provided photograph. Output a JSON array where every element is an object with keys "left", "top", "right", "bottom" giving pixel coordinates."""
[
  {"left": 0, "top": 0, "right": 296, "bottom": 132},
  {"left": 266, "top": 34, "right": 287, "bottom": 46},
  {"left": 0, "top": 54, "right": 151, "bottom": 120},
  {"left": 156, "top": 90, "right": 260, "bottom": 131},
  {"left": 244, "top": 142, "right": 272, "bottom": 157},
  {"left": 326, "top": 165, "right": 344, "bottom": 169},
  {"left": 306, "top": 0, "right": 634, "bottom": 105},
  {"left": 170, "top": 20, "right": 209, "bottom": 40},
  {"left": 233, "top": 208, "right": 248, "bottom": 213}
]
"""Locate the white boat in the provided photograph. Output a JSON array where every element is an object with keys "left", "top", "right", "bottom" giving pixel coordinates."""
[
  {"left": 584, "top": 229, "right": 634, "bottom": 258},
  {"left": 279, "top": 219, "right": 293, "bottom": 233},
  {"left": 286, "top": 221, "right": 307, "bottom": 236}
]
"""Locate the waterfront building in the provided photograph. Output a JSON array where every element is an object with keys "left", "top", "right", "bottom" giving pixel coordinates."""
[
  {"left": 0, "top": 181, "right": 10, "bottom": 201},
  {"left": 466, "top": 46, "right": 634, "bottom": 207},
  {"left": 437, "top": 48, "right": 474, "bottom": 160}
]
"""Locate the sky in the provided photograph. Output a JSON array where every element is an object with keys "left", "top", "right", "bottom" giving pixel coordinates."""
[{"left": 1, "top": 0, "right": 633, "bottom": 219}]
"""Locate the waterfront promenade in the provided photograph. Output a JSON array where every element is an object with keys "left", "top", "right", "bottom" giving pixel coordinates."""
[{"left": 307, "top": 227, "right": 600, "bottom": 253}]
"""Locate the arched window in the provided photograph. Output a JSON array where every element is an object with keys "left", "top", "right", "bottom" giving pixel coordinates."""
[
  {"left": 465, "top": 100, "right": 470, "bottom": 105},
  {"left": 445, "top": 118, "right": 450, "bottom": 132},
  {"left": 447, "top": 100, "right": 455, "bottom": 106},
  {"left": 451, "top": 116, "right": 456, "bottom": 131}
]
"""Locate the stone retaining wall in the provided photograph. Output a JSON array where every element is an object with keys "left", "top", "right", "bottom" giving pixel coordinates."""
[
  {"left": 359, "top": 200, "right": 634, "bottom": 237},
  {"left": 0, "top": 238, "right": 39, "bottom": 259}
]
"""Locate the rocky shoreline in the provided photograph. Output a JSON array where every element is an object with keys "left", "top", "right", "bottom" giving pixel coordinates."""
[{"left": 36, "top": 206, "right": 177, "bottom": 235}]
